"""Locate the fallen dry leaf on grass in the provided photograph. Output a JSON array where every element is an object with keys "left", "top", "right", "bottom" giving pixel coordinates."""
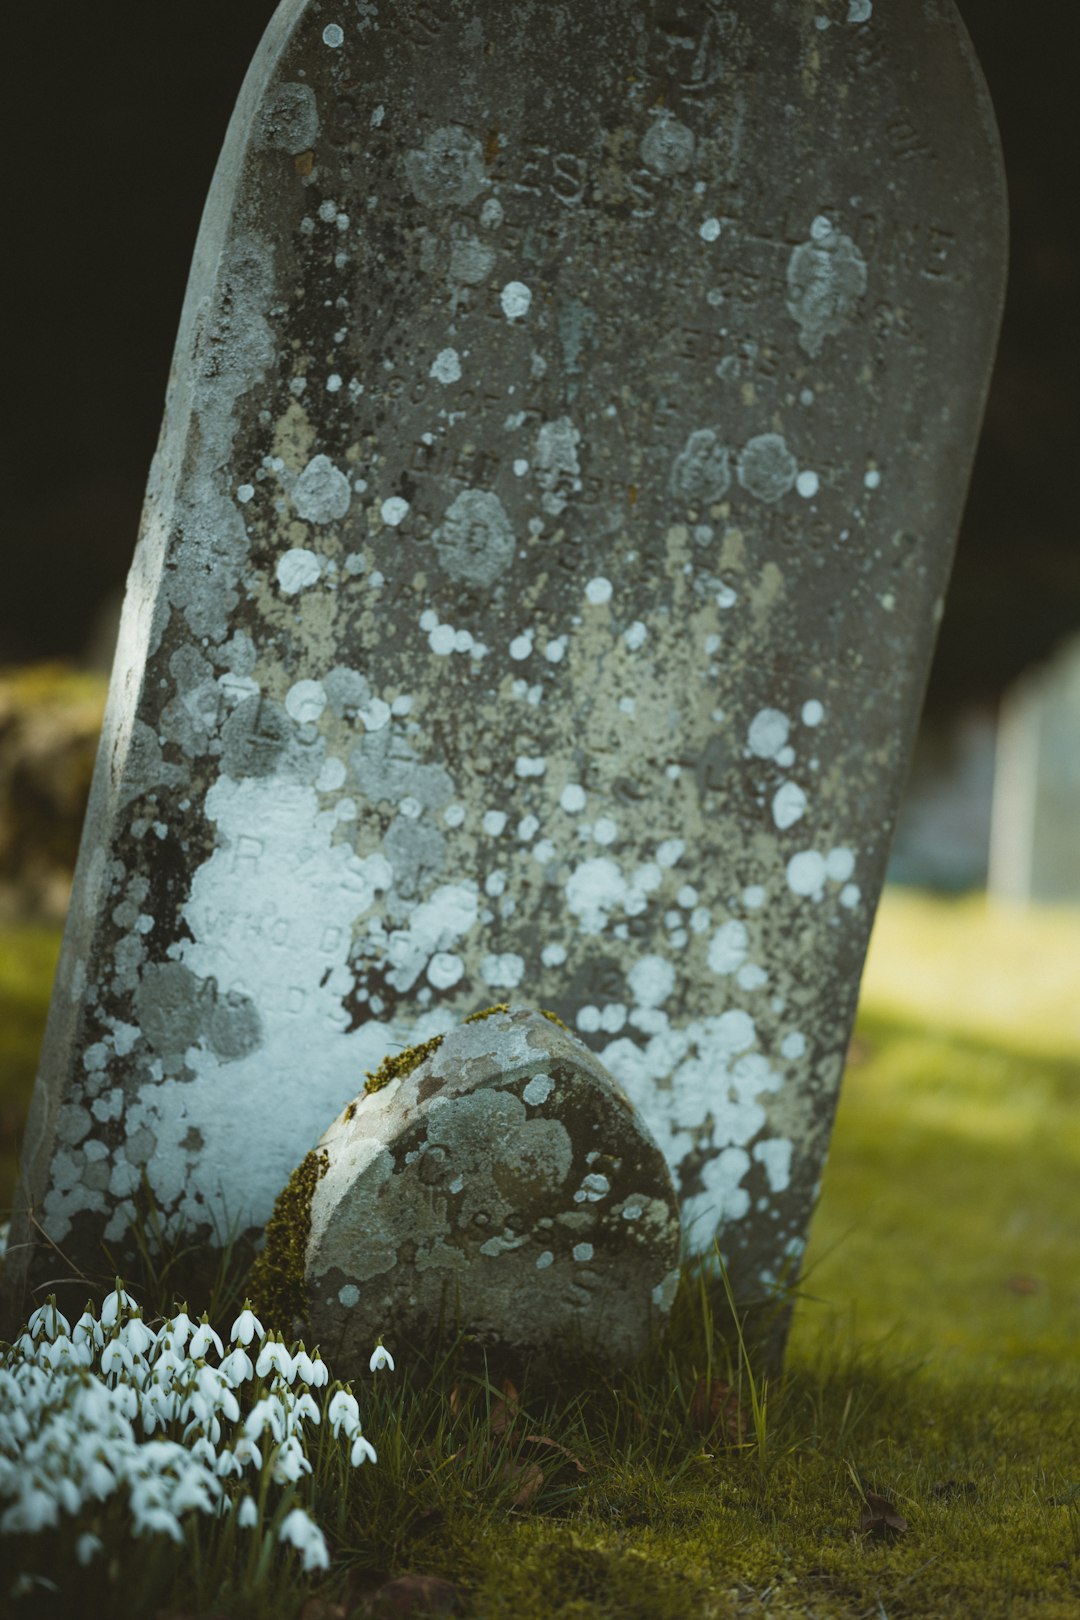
[
  {"left": 858, "top": 1489, "right": 909, "bottom": 1540},
  {"left": 688, "top": 1377, "right": 748, "bottom": 1445},
  {"left": 358, "top": 1573, "right": 463, "bottom": 1617}
]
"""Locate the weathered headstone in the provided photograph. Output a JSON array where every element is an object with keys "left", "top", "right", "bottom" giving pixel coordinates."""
[
  {"left": 269, "top": 1006, "right": 682, "bottom": 1374},
  {"left": 989, "top": 635, "right": 1080, "bottom": 904},
  {"left": 3, "top": 0, "right": 1006, "bottom": 1349}
]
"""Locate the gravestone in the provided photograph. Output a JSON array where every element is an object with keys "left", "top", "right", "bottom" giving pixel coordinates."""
[
  {"left": 989, "top": 635, "right": 1080, "bottom": 904},
  {"left": 289, "top": 1006, "right": 682, "bottom": 1374},
  {"left": 2, "top": 0, "right": 1006, "bottom": 1348}
]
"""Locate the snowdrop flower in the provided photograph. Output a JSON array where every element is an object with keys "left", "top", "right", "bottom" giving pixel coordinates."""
[
  {"left": 255, "top": 1337, "right": 295, "bottom": 1381},
  {"left": 291, "top": 1391, "right": 321, "bottom": 1427},
  {"left": 279, "top": 1506, "right": 331, "bottom": 1572},
  {"left": 243, "top": 1397, "right": 285, "bottom": 1445},
  {"left": 350, "top": 1432, "right": 378, "bottom": 1467},
  {"left": 230, "top": 1435, "right": 263, "bottom": 1471},
  {"left": 119, "top": 1315, "right": 156, "bottom": 1358},
  {"left": 219, "top": 1345, "right": 254, "bottom": 1387},
  {"left": 99, "top": 1283, "right": 135, "bottom": 1330},
  {"left": 73, "top": 1308, "right": 104, "bottom": 1352},
  {"left": 292, "top": 1343, "right": 316, "bottom": 1384},
  {"left": 1, "top": 1487, "right": 61, "bottom": 1533},
  {"left": 369, "top": 1344, "right": 395, "bottom": 1372},
  {"left": 27, "top": 1300, "right": 70, "bottom": 1341},
  {"left": 100, "top": 1338, "right": 134, "bottom": 1378},
  {"left": 273, "top": 1434, "right": 313, "bottom": 1484},
  {"left": 189, "top": 1317, "right": 225, "bottom": 1361},
  {"left": 327, "top": 1388, "right": 361, "bottom": 1439},
  {"left": 159, "top": 1309, "right": 195, "bottom": 1352},
  {"left": 307, "top": 1349, "right": 328, "bottom": 1389},
  {"left": 75, "top": 1532, "right": 103, "bottom": 1566},
  {"left": 237, "top": 1494, "right": 259, "bottom": 1529},
  {"left": 132, "top": 1503, "right": 184, "bottom": 1544},
  {"left": 229, "top": 1303, "right": 264, "bottom": 1347}
]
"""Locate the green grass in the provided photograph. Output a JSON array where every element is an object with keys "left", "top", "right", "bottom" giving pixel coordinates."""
[{"left": 3, "top": 891, "right": 1080, "bottom": 1616}]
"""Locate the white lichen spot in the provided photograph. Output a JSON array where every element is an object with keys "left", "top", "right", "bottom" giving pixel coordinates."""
[
  {"left": 572, "top": 1242, "right": 595, "bottom": 1263},
  {"left": 786, "top": 850, "right": 827, "bottom": 899},
  {"left": 840, "top": 883, "right": 861, "bottom": 908},
  {"left": 509, "top": 632, "right": 533, "bottom": 660},
  {"left": 480, "top": 953, "right": 525, "bottom": 989},
  {"left": 708, "top": 920, "right": 750, "bottom": 976},
  {"left": 781, "top": 1032, "right": 806, "bottom": 1060},
  {"left": 285, "top": 679, "right": 327, "bottom": 725},
  {"left": 656, "top": 839, "right": 685, "bottom": 868},
  {"left": 433, "top": 488, "right": 515, "bottom": 586},
  {"left": 515, "top": 756, "right": 546, "bottom": 778},
  {"left": 699, "top": 217, "right": 722, "bottom": 242},
  {"left": 381, "top": 496, "right": 410, "bottom": 527},
  {"left": 737, "top": 434, "right": 798, "bottom": 503},
  {"left": 429, "top": 347, "right": 462, "bottom": 384},
  {"left": 747, "top": 708, "right": 790, "bottom": 760},
  {"left": 565, "top": 857, "right": 627, "bottom": 934},
  {"left": 826, "top": 846, "right": 856, "bottom": 882},
  {"left": 772, "top": 781, "right": 807, "bottom": 831},
  {"left": 752, "top": 1137, "right": 793, "bottom": 1194},
  {"left": 338, "top": 1283, "right": 360, "bottom": 1307},
  {"left": 787, "top": 220, "right": 868, "bottom": 356},
  {"left": 795, "top": 469, "right": 820, "bottom": 498},
  {"left": 500, "top": 281, "right": 532, "bottom": 320},
  {"left": 236, "top": 483, "right": 254, "bottom": 504},
  {"left": 801, "top": 699, "right": 825, "bottom": 727},
  {"left": 640, "top": 114, "right": 695, "bottom": 175},
  {"left": 585, "top": 576, "right": 613, "bottom": 606},
  {"left": 624, "top": 621, "right": 648, "bottom": 651},
  {"left": 535, "top": 1250, "right": 554, "bottom": 1270},
  {"left": 405, "top": 126, "right": 488, "bottom": 209},
  {"left": 523, "top": 1073, "right": 554, "bottom": 1107},
  {"left": 276, "top": 548, "right": 323, "bottom": 595},
  {"left": 848, "top": 0, "right": 873, "bottom": 21},
  {"left": 628, "top": 955, "right": 675, "bottom": 1008},
  {"left": 560, "top": 783, "right": 586, "bottom": 813},
  {"left": 864, "top": 468, "right": 882, "bottom": 489},
  {"left": 322, "top": 23, "right": 344, "bottom": 47},
  {"left": 541, "top": 943, "right": 567, "bottom": 967},
  {"left": 428, "top": 624, "right": 456, "bottom": 655},
  {"left": 427, "top": 952, "right": 464, "bottom": 990},
  {"left": 742, "top": 885, "right": 766, "bottom": 910},
  {"left": 671, "top": 428, "right": 731, "bottom": 506},
  {"left": 292, "top": 455, "right": 352, "bottom": 523}
]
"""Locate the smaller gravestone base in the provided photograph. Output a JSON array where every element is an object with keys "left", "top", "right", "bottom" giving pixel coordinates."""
[{"left": 287, "top": 1006, "right": 681, "bottom": 1378}]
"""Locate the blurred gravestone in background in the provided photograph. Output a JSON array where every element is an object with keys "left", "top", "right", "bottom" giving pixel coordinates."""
[
  {"left": 4, "top": 0, "right": 1005, "bottom": 1347},
  {"left": 886, "top": 708, "right": 997, "bottom": 891},
  {"left": 989, "top": 633, "right": 1080, "bottom": 904}
]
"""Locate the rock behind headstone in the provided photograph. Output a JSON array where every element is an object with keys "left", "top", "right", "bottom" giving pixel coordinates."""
[
  {"left": 282, "top": 1006, "right": 681, "bottom": 1374},
  {"left": 4, "top": 0, "right": 1006, "bottom": 1341}
]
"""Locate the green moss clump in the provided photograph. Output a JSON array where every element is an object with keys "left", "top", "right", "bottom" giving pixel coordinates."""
[
  {"left": 247, "top": 1148, "right": 329, "bottom": 1335},
  {"left": 464, "top": 1002, "right": 510, "bottom": 1023},
  {"left": 540, "top": 1007, "right": 570, "bottom": 1031},
  {"left": 363, "top": 1034, "right": 445, "bottom": 1096},
  {"left": 343, "top": 1100, "right": 357, "bottom": 1122}
]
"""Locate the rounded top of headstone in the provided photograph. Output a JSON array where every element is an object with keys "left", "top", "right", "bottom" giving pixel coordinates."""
[{"left": 304, "top": 1006, "right": 681, "bottom": 1375}]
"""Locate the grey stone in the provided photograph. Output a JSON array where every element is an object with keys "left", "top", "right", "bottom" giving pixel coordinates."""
[
  {"left": 4, "top": 0, "right": 1006, "bottom": 1350},
  {"left": 989, "top": 636, "right": 1080, "bottom": 903},
  {"left": 304, "top": 1007, "right": 681, "bottom": 1373}
]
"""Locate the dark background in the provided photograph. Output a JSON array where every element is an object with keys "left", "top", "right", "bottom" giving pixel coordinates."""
[{"left": 4, "top": 2, "right": 1077, "bottom": 711}]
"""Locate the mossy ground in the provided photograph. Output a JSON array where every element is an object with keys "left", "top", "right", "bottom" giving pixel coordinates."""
[{"left": 3, "top": 892, "right": 1079, "bottom": 1616}]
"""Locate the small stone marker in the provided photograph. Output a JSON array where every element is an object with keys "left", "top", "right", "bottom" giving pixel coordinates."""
[
  {"left": 989, "top": 635, "right": 1080, "bottom": 904},
  {"left": 278, "top": 1006, "right": 681, "bottom": 1373},
  {"left": 4, "top": 0, "right": 1007, "bottom": 1348}
]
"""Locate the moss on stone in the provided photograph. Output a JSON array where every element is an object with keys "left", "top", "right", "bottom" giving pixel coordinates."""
[
  {"left": 464, "top": 1002, "right": 510, "bottom": 1023},
  {"left": 540, "top": 1007, "right": 570, "bottom": 1031},
  {"left": 247, "top": 1147, "right": 329, "bottom": 1336},
  {"left": 363, "top": 1034, "right": 446, "bottom": 1096}
]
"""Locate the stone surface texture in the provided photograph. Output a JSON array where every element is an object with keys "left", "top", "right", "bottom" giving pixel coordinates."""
[
  {"left": 4, "top": 0, "right": 1006, "bottom": 1331},
  {"left": 304, "top": 1006, "right": 682, "bottom": 1371}
]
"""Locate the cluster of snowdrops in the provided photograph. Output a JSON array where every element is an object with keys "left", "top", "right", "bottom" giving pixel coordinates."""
[{"left": 0, "top": 1282, "right": 393, "bottom": 1598}]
